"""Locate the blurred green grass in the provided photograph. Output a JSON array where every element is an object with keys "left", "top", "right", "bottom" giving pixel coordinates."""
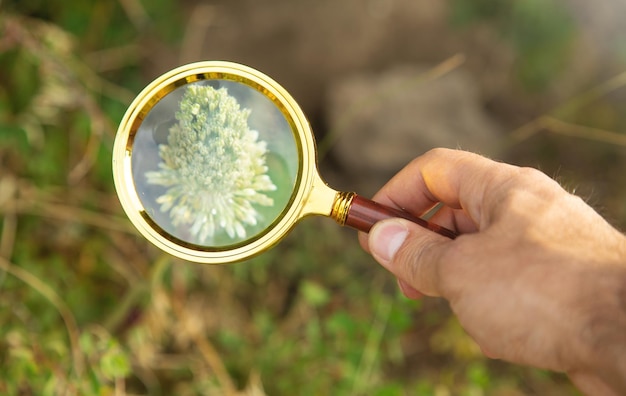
[{"left": 1, "top": 0, "right": 624, "bottom": 395}]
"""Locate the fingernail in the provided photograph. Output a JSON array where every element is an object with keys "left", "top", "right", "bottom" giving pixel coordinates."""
[{"left": 369, "top": 220, "right": 409, "bottom": 265}]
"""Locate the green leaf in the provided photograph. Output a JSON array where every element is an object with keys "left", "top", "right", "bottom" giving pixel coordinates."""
[
  {"left": 300, "top": 280, "right": 331, "bottom": 308},
  {"left": 100, "top": 348, "right": 131, "bottom": 380}
]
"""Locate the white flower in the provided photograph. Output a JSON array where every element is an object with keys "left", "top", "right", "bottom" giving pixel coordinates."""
[{"left": 146, "top": 84, "right": 276, "bottom": 243}]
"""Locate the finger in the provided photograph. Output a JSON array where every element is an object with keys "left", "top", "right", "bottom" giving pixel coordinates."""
[
  {"left": 369, "top": 218, "right": 451, "bottom": 297},
  {"left": 358, "top": 205, "right": 473, "bottom": 255},
  {"left": 427, "top": 205, "right": 478, "bottom": 234},
  {"left": 359, "top": 149, "right": 506, "bottom": 251},
  {"left": 397, "top": 278, "right": 424, "bottom": 299},
  {"left": 371, "top": 148, "right": 519, "bottom": 227}
]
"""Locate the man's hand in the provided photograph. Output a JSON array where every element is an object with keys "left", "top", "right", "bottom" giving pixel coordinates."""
[{"left": 359, "top": 149, "right": 626, "bottom": 395}]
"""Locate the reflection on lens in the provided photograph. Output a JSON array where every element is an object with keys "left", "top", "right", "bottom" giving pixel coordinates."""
[{"left": 131, "top": 79, "right": 299, "bottom": 248}]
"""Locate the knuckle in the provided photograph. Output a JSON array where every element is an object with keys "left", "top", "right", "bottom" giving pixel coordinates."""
[
  {"left": 423, "top": 147, "right": 452, "bottom": 161},
  {"left": 486, "top": 166, "right": 562, "bottom": 219}
]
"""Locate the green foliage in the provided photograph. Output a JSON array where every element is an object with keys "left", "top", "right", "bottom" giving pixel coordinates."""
[
  {"left": 0, "top": 48, "right": 41, "bottom": 113},
  {"left": 450, "top": 0, "right": 576, "bottom": 90},
  {"left": 300, "top": 280, "right": 331, "bottom": 307},
  {"left": 80, "top": 330, "right": 131, "bottom": 381}
]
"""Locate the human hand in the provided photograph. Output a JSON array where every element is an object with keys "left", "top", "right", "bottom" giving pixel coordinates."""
[{"left": 359, "top": 148, "right": 626, "bottom": 395}]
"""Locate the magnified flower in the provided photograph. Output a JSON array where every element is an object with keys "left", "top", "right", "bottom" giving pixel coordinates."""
[{"left": 146, "top": 84, "right": 276, "bottom": 243}]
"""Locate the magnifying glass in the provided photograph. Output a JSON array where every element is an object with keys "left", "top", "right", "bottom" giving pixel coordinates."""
[{"left": 112, "top": 61, "right": 456, "bottom": 264}]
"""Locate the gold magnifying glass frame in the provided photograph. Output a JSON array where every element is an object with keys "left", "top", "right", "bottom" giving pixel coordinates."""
[{"left": 113, "top": 61, "right": 456, "bottom": 264}]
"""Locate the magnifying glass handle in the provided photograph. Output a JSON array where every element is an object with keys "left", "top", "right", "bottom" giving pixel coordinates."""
[{"left": 336, "top": 193, "right": 458, "bottom": 239}]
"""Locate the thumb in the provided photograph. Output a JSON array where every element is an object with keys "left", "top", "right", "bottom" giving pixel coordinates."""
[{"left": 368, "top": 218, "right": 449, "bottom": 297}]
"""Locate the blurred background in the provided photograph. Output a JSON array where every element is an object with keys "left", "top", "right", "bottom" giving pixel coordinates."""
[{"left": 1, "top": 0, "right": 626, "bottom": 394}]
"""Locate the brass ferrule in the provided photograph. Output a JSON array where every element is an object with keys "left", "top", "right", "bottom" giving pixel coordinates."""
[{"left": 331, "top": 191, "right": 355, "bottom": 226}]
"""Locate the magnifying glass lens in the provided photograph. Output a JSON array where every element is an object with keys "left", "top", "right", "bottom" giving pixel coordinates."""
[{"left": 131, "top": 79, "right": 299, "bottom": 248}]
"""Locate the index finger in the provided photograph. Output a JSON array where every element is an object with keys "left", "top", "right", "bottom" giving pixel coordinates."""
[
  {"left": 358, "top": 148, "right": 514, "bottom": 255},
  {"left": 371, "top": 148, "right": 519, "bottom": 227}
]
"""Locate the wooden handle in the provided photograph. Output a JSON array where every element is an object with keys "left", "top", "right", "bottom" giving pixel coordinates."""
[{"left": 344, "top": 195, "right": 458, "bottom": 239}]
